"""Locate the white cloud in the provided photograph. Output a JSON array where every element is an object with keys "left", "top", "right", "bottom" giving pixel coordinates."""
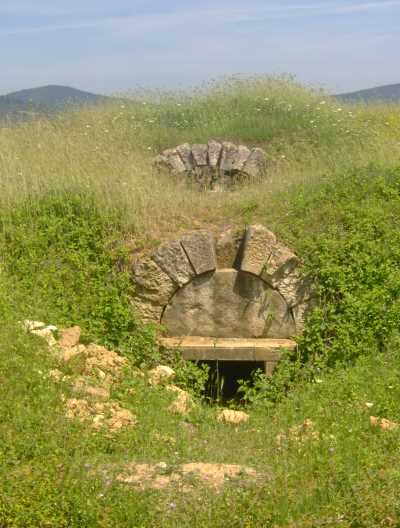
[{"left": 2, "top": 1, "right": 400, "bottom": 36}]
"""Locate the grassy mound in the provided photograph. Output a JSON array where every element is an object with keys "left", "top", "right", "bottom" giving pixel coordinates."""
[{"left": 1, "top": 77, "right": 400, "bottom": 525}]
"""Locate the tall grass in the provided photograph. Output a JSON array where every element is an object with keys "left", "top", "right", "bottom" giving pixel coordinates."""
[{"left": 1, "top": 77, "right": 399, "bottom": 238}]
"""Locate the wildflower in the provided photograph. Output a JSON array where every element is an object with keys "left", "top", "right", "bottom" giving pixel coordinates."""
[{"left": 365, "top": 402, "right": 374, "bottom": 408}]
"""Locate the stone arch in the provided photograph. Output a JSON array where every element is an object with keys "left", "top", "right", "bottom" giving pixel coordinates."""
[
  {"left": 153, "top": 141, "right": 267, "bottom": 191},
  {"left": 130, "top": 224, "right": 315, "bottom": 336}
]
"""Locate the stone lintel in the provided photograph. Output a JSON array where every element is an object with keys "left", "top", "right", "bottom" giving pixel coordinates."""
[{"left": 159, "top": 336, "right": 296, "bottom": 361}]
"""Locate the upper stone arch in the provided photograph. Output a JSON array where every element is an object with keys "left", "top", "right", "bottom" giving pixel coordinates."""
[
  {"left": 153, "top": 141, "right": 267, "bottom": 191},
  {"left": 130, "top": 225, "right": 315, "bottom": 338}
]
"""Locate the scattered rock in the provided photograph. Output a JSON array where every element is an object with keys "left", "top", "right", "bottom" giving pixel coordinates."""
[
  {"left": 72, "top": 377, "right": 111, "bottom": 400},
  {"left": 22, "top": 320, "right": 58, "bottom": 347},
  {"left": 58, "top": 326, "right": 81, "bottom": 348},
  {"left": 83, "top": 344, "right": 128, "bottom": 376},
  {"left": 58, "top": 344, "right": 86, "bottom": 362},
  {"left": 22, "top": 320, "right": 48, "bottom": 331},
  {"left": 167, "top": 385, "right": 193, "bottom": 415},
  {"left": 65, "top": 398, "right": 137, "bottom": 433},
  {"left": 114, "top": 462, "right": 258, "bottom": 491},
  {"left": 148, "top": 365, "right": 176, "bottom": 386},
  {"left": 217, "top": 409, "right": 249, "bottom": 425},
  {"left": 48, "top": 369, "right": 64, "bottom": 381},
  {"left": 276, "top": 419, "right": 320, "bottom": 445},
  {"left": 370, "top": 416, "right": 400, "bottom": 431}
]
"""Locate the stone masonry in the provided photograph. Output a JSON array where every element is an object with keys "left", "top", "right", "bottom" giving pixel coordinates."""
[
  {"left": 153, "top": 141, "right": 267, "bottom": 191},
  {"left": 131, "top": 225, "right": 315, "bottom": 338}
]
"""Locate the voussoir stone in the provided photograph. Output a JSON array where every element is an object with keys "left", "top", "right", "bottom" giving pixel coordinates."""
[
  {"left": 176, "top": 143, "right": 194, "bottom": 171},
  {"left": 191, "top": 144, "right": 208, "bottom": 166},
  {"left": 242, "top": 148, "right": 267, "bottom": 177},
  {"left": 232, "top": 145, "right": 251, "bottom": 171},
  {"left": 207, "top": 140, "right": 222, "bottom": 168},
  {"left": 132, "top": 257, "right": 177, "bottom": 304},
  {"left": 220, "top": 142, "right": 239, "bottom": 172},
  {"left": 163, "top": 149, "right": 186, "bottom": 174},
  {"left": 152, "top": 240, "right": 195, "bottom": 287},
  {"left": 180, "top": 231, "right": 217, "bottom": 275},
  {"left": 260, "top": 242, "right": 300, "bottom": 285},
  {"left": 240, "top": 224, "right": 277, "bottom": 276},
  {"left": 215, "top": 226, "right": 244, "bottom": 269}
]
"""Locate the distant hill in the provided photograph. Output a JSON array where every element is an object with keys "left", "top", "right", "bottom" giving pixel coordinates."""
[
  {"left": 0, "top": 85, "right": 109, "bottom": 122},
  {"left": 335, "top": 83, "right": 400, "bottom": 104}
]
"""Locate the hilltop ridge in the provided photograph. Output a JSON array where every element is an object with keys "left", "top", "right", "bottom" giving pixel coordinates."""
[
  {"left": 0, "top": 84, "right": 108, "bottom": 121},
  {"left": 336, "top": 83, "right": 400, "bottom": 103}
]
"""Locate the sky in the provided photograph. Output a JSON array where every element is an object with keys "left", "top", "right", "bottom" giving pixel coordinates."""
[{"left": 0, "top": 0, "right": 399, "bottom": 95}]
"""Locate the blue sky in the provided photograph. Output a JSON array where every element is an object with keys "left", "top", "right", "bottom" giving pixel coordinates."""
[{"left": 1, "top": 0, "right": 399, "bottom": 95}]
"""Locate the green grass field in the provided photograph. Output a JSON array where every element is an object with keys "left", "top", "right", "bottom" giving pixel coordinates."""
[{"left": 2, "top": 77, "right": 400, "bottom": 526}]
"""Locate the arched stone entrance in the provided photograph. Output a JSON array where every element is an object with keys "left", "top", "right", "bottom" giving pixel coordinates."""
[{"left": 131, "top": 224, "right": 315, "bottom": 374}]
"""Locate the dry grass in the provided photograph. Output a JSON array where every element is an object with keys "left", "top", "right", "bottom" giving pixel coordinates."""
[{"left": 1, "top": 76, "right": 400, "bottom": 239}]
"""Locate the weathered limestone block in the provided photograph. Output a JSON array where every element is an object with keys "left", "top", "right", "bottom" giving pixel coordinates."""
[
  {"left": 176, "top": 143, "right": 194, "bottom": 171},
  {"left": 292, "top": 296, "right": 317, "bottom": 333},
  {"left": 207, "top": 140, "right": 222, "bottom": 168},
  {"left": 132, "top": 258, "right": 177, "bottom": 304},
  {"left": 219, "top": 142, "right": 239, "bottom": 172},
  {"left": 162, "top": 149, "right": 186, "bottom": 174},
  {"left": 191, "top": 144, "right": 208, "bottom": 166},
  {"left": 131, "top": 299, "right": 164, "bottom": 325},
  {"left": 261, "top": 242, "right": 300, "bottom": 285},
  {"left": 232, "top": 145, "right": 251, "bottom": 171},
  {"left": 275, "top": 268, "right": 314, "bottom": 308},
  {"left": 215, "top": 226, "right": 243, "bottom": 269},
  {"left": 240, "top": 224, "right": 277, "bottom": 276},
  {"left": 162, "top": 269, "right": 295, "bottom": 338},
  {"left": 180, "top": 231, "right": 217, "bottom": 275},
  {"left": 152, "top": 240, "right": 195, "bottom": 287},
  {"left": 152, "top": 154, "right": 170, "bottom": 171},
  {"left": 243, "top": 148, "right": 267, "bottom": 177}
]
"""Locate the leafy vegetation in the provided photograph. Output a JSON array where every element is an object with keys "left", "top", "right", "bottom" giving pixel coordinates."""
[{"left": 1, "top": 77, "right": 400, "bottom": 526}]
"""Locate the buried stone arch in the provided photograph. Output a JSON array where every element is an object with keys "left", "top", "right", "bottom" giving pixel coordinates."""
[
  {"left": 131, "top": 225, "right": 315, "bottom": 373},
  {"left": 153, "top": 141, "right": 268, "bottom": 191}
]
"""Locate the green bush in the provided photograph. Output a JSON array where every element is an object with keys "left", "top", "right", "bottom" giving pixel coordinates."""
[{"left": 0, "top": 192, "right": 159, "bottom": 366}]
